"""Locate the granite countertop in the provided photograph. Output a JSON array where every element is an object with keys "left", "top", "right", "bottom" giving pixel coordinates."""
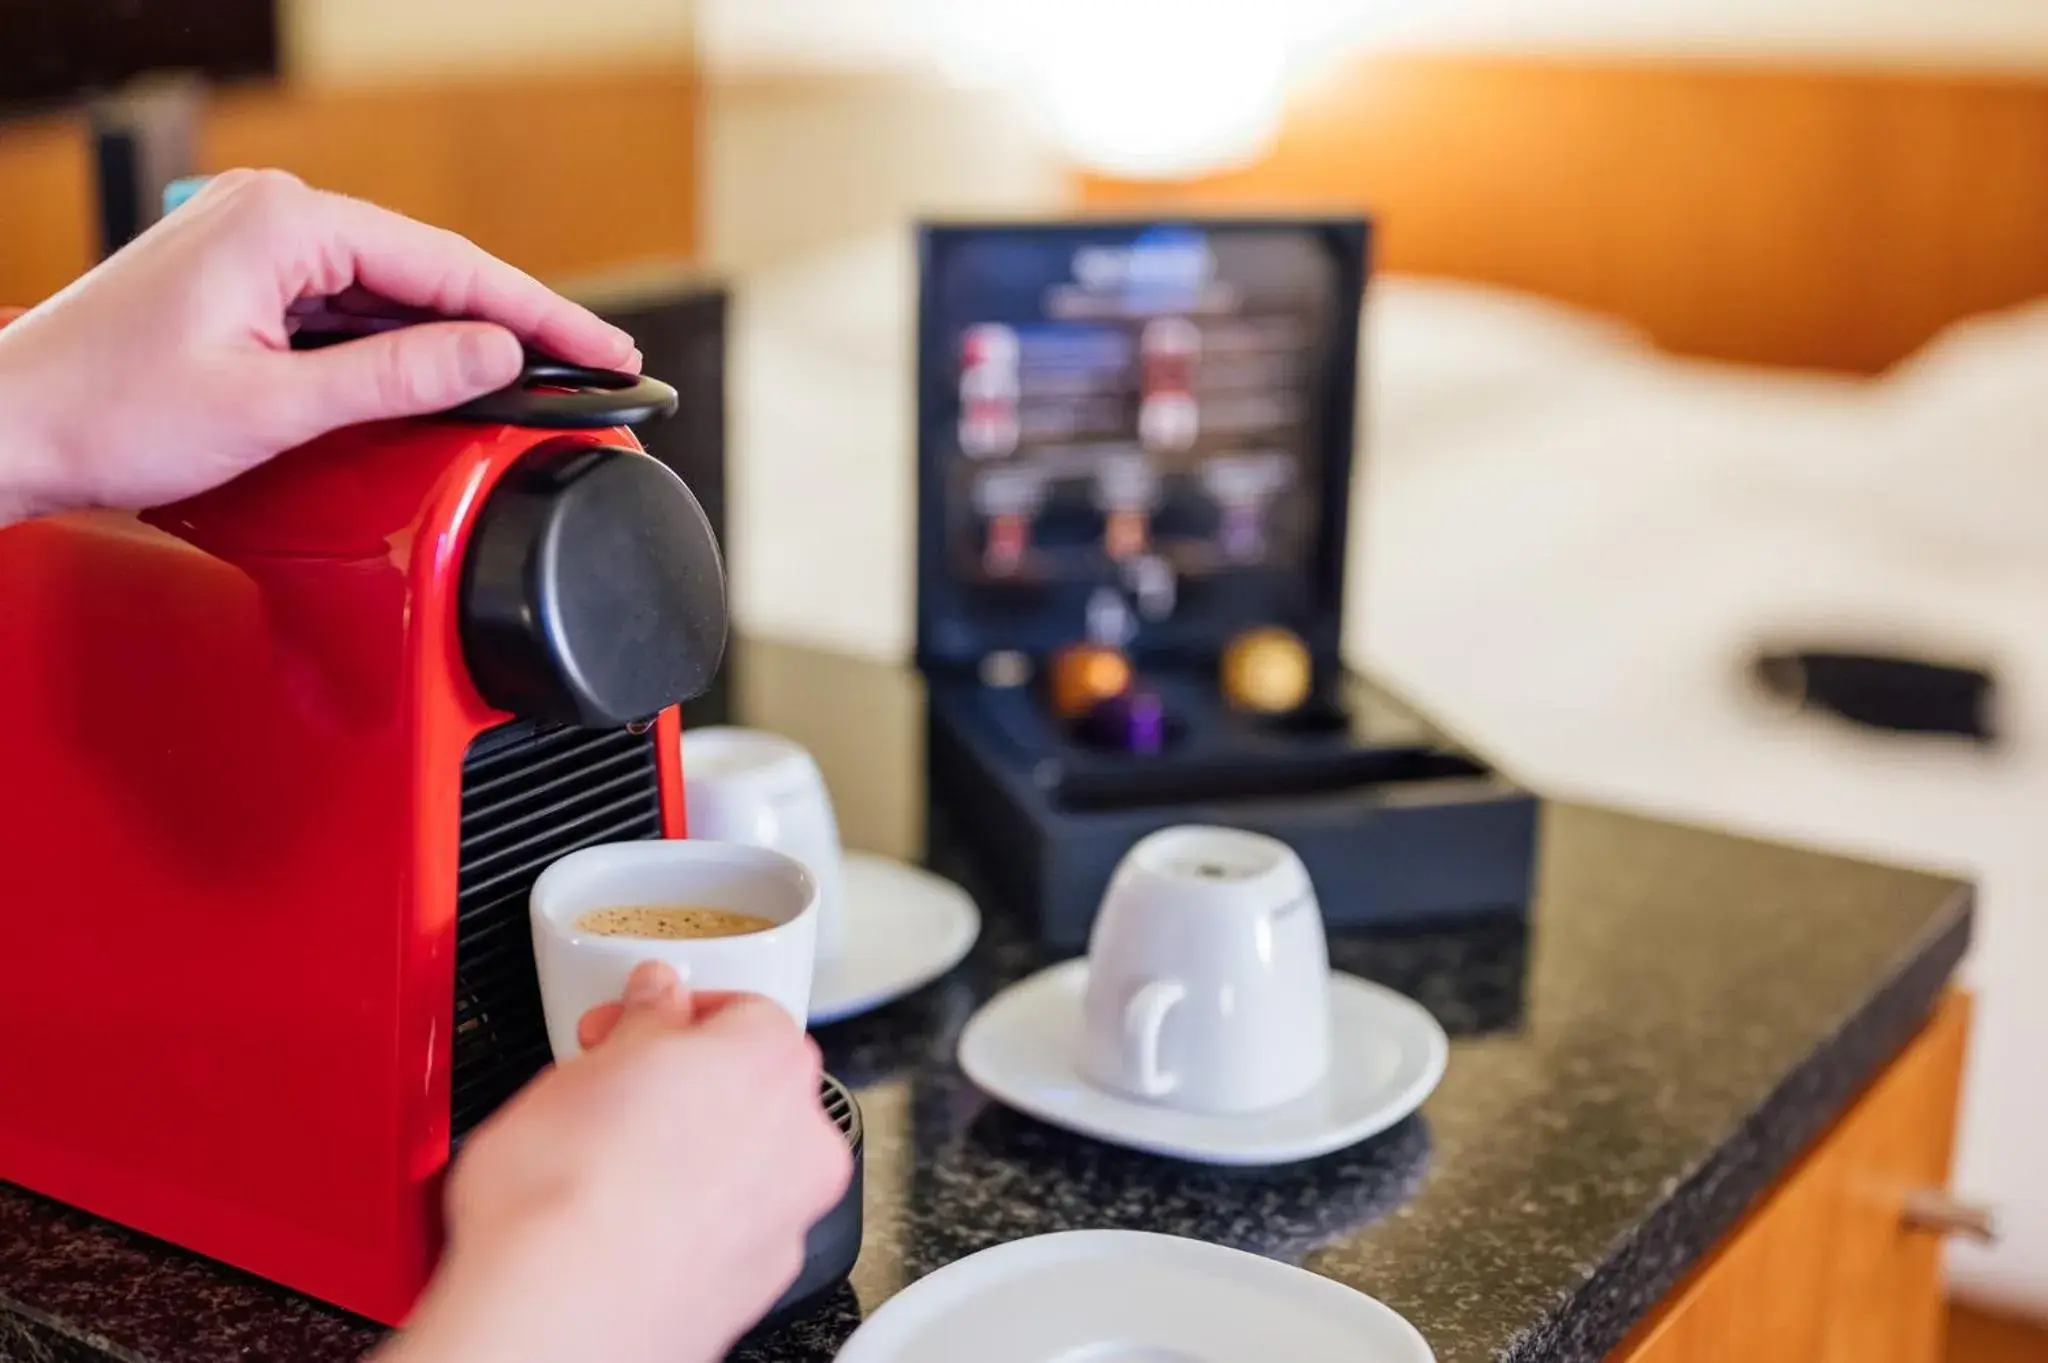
[{"left": 0, "top": 641, "right": 1972, "bottom": 1363}]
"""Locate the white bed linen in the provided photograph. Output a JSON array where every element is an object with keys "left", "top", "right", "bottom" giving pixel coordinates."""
[{"left": 1357, "top": 281, "right": 2048, "bottom": 1313}]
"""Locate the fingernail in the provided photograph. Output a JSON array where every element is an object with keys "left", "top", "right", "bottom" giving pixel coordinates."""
[
  {"left": 624, "top": 961, "right": 674, "bottom": 1006},
  {"left": 625, "top": 346, "right": 645, "bottom": 373},
  {"left": 459, "top": 328, "right": 520, "bottom": 389}
]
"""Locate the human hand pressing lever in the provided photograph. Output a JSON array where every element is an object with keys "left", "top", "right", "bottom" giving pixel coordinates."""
[{"left": 0, "top": 167, "right": 639, "bottom": 526}]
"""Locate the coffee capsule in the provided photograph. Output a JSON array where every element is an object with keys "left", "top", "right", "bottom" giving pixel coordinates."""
[
  {"left": 1221, "top": 626, "right": 1312, "bottom": 715},
  {"left": 1081, "top": 687, "right": 1169, "bottom": 755},
  {"left": 1050, "top": 643, "right": 1133, "bottom": 719}
]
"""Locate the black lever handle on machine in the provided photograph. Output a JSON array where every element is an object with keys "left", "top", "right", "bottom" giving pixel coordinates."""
[{"left": 446, "top": 360, "right": 679, "bottom": 430}]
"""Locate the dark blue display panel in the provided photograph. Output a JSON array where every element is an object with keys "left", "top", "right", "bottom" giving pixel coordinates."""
[{"left": 916, "top": 219, "right": 1368, "bottom": 672}]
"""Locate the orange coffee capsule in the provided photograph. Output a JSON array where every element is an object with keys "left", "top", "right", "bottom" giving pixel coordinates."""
[{"left": 1049, "top": 643, "right": 1134, "bottom": 719}]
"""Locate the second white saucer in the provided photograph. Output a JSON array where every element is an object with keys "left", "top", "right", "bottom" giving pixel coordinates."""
[
  {"left": 957, "top": 959, "right": 1447, "bottom": 1165},
  {"left": 835, "top": 1230, "right": 1434, "bottom": 1363},
  {"left": 809, "top": 852, "right": 981, "bottom": 1025}
]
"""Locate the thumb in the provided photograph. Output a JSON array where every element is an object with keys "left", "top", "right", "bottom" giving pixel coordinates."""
[
  {"left": 603, "top": 961, "right": 696, "bottom": 1047},
  {"left": 272, "top": 320, "right": 522, "bottom": 440}
]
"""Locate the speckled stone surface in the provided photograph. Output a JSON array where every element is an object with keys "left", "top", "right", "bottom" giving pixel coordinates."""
[{"left": 0, "top": 642, "right": 1972, "bottom": 1363}]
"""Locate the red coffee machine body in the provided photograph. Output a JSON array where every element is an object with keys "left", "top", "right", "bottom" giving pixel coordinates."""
[{"left": 0, "top": 372, "right": 721, "bottom": 1323}]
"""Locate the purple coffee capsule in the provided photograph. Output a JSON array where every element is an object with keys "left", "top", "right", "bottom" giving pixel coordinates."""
[{"left": 1083, "top": 687, "right": 1170, "bottom": 755}]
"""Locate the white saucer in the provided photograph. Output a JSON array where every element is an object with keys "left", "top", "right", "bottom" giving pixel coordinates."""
[
  {"left": 957, "top": 960, "right": 1447, "bottom": 1166},
  {"left": 835, "top": 1229, "right": 1435, "bottom": 1363},
  {"left": 808, "top": 851, "right": 981, "bottom": 1025}
]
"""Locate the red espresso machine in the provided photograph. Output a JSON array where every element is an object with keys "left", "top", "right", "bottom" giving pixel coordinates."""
[{"left": 0, "top": 363, "right": 731, "bottom": 1323}]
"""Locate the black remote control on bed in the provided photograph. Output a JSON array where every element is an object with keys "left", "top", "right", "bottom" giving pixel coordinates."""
[{"left": 1750, "top": 648, "right": 1998, "bottom": 744}]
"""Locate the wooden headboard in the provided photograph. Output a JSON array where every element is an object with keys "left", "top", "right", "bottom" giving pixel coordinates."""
[{"left": 1077, "top": 55, "right": 2048, "bottom": 373}]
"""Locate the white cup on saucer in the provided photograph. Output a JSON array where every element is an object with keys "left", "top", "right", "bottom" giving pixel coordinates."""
[
  {"left": 1080, "top": 826, "right": 1331, "bottom": 1115},
  {"left": 681, "top": 727, "right": 846, "bottom": 961},
  {"left": 530, "top": 840, "right": 819, "bottom": 1061}
]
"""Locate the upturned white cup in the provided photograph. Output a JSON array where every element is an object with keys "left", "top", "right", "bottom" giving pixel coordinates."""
[
  {"left": 530, "top": 840, "right": 818, "bottom": 1061},
  {"left": 1080, "top": 826, "right": 1331, "bottom": 1114},
  {"left": 681, "top": 727, "right": 846, "bottom": 961}
]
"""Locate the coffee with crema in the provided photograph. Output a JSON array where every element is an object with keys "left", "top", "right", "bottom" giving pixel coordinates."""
[{"left": 573, "top": 906, "right": 775, "bottom": 940}]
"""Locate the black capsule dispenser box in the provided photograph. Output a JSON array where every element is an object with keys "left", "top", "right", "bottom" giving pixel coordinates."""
[{"left": 914, "top": 217, "right": 1539, "bottom": 948}]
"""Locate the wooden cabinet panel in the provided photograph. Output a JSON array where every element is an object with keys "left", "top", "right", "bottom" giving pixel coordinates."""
[
  {"left": 1948, "top": 1303, "right": 2048, "bottom": 1363},
  {"left": 1817, "top": 993, "right": 1969, "bottom": 1363},
  {"left": 0, "top": 66, "right": 700, "bottom": 305},
  {"left": 1622, "top": 1156, "right": 1837, "bottom": 1363},
  {"left": 1613, "top": 993, "right": 1970, "bottom": 1363}
]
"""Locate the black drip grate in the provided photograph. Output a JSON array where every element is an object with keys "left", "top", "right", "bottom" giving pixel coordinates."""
[
  {"left": 451, "top": 719, "right": 664, "bottom": 1140},
  {"left": 821, "top": 1073, "right": 862, "bottom": 1154}
]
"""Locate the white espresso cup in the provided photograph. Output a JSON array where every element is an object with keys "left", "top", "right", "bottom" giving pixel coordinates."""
[
  {"left": 681, "top": 727, "right": 846, "bottom": 961},
  {"left": 530, "top": 840, "right": 818, "bottom": 1061},
  {"left": 1080, "top": 826, "right": 1331, "bottom": 1114}
]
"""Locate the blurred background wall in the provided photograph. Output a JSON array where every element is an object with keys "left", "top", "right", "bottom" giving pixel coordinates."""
[{"left": 699, "top": 0, "right": 2048, "bottom": 73}]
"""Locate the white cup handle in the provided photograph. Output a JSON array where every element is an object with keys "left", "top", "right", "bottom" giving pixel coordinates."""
[{"left": 1122, "top": 979, "right": 1186, "bottom": 1098}]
